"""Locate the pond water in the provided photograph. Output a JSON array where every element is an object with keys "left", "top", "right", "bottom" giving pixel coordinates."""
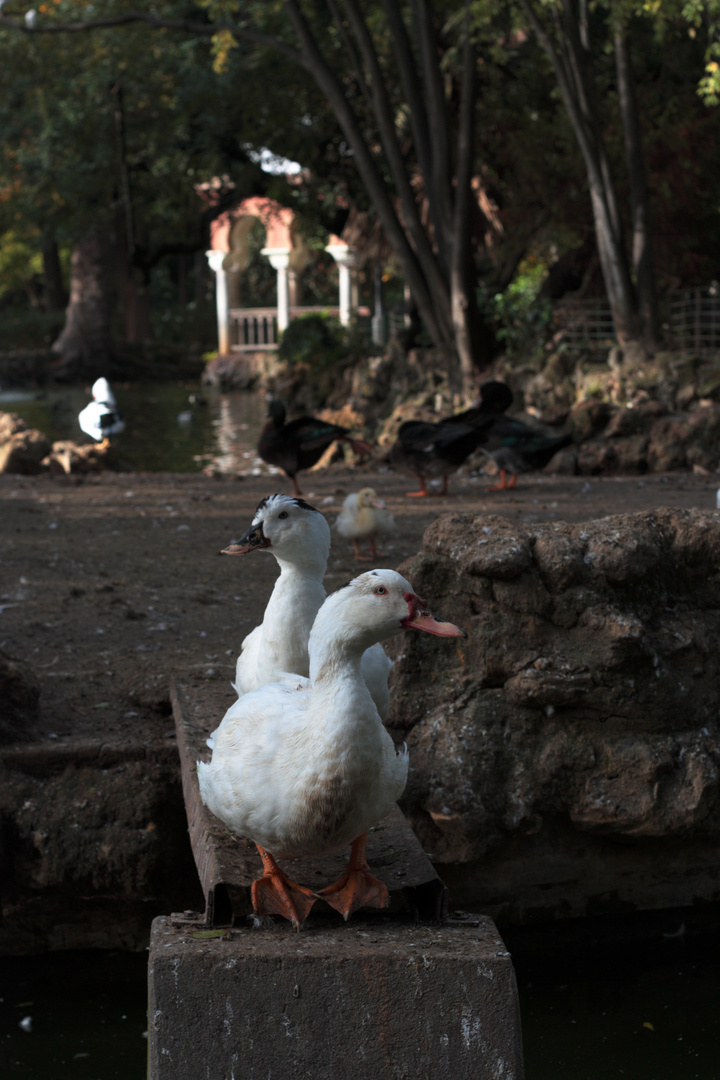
[
  {"left": 509, "top": 921, "right": 720, "bottom": 1080},
  {"left": 1, "top": 918, "right": 718, "bottom": 1079},
  {"left": 0, "top": 381, "right": 270, "bottom": 476},
  {"left": 0, "top": 950, "right": 148, "bottom": 1079}
]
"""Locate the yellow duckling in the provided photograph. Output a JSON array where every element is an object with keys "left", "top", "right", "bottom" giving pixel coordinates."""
[{"left": 335, "top": 488, "right": 395, "bottom": 561}]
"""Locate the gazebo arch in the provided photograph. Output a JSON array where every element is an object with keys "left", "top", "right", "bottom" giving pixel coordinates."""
[{"left": 206, "top": 196, "right": 361, "bottom": 355}]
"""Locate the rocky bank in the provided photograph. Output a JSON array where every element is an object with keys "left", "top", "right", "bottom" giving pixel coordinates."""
[{"left": 389, "top": 507, "right": 720, "bottom": 922}]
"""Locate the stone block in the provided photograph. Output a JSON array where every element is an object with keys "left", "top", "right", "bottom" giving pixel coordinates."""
[{"left": 148, "top": 914, "right": 524, "bottom": 1080}]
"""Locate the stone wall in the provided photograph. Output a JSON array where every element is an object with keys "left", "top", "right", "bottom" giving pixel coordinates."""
[
  {"left": 0, "top": 745, "right": 203, "bottom": 954},
  {"left": 388, "top": 508, "right": 720, "bottom": 923}
]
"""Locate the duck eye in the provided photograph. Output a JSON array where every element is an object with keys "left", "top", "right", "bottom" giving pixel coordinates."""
[
  {"left": 278, "top": 511, "right": 289, "bottom": 519},
  {"left": 374, "top": 586, "right": 388, "bottom": 595}
]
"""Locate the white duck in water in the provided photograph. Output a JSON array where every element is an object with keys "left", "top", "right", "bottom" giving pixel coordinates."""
[
  {"left": 78, "top": 378, "right": 125, "bottom": 442},
  {"left": 198, "top": 568, "right": 466, "bottom": 928},
  {"left": 335, "top": 487, "right": 395, "bottom": 561},
  {"left": 222, "top": 493, "right": 394, "bottom": 717}
]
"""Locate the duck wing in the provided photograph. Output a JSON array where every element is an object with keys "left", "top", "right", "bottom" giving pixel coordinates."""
[
  {"left": 474, "top": 415, "right": 572, "bottom": 471},
  {"left": 233, "top": 624, "right": 264, "bottom": 695},
  {"left": 335, "top": 493, "right": 361, "bottom": 538},
  {"left": 390, "top": 418, "right": 486, "bottom": 479},
  {"left": 279, "top": 416, "right": 371, "bottom": 472},
  {"left": 361, "top": 643, "right": 394, "bottom": 720}
]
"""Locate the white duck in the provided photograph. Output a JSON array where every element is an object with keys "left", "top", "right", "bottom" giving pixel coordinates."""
[
  {"left": 222, "top": 493, "right": 394, "bottom": 717},
  {"left": 198, "top": 568, "right": 466, "bottom": 928},
  {"left": 335, "top": 487, "right": 395, "bottom": 561},
  {"left": 78, "top": 378, "right": 125, "bottom": 442}
]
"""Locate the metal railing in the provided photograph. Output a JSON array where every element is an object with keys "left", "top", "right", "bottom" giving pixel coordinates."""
[
  {"left": 668, "top": 286, "right": 720, "bottom": 353},
  {"left": 552, "top": 287, "right": 720, "bottom": 353},
  {"left": 228, "top": 290, "right": 720, "bottom": 354},
  {"left": 228, "top": 306, "right": 342, "bottom": 351},
  {"left": 553, "top": 297, "right": 617, "bottom": 348}
]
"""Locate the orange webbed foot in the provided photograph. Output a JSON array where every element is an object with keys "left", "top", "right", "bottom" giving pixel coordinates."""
[
  {"left": 405, "top": 477, "right": 428, "bottom": 497},
  {"left": 318, "top": 868, "right": 389, "bottom": 920},
  {"left": 353, "top": 539, "right": 386, "bottom": 561},
  {"left": 317, "top": 833, "right": 389, "bottom": 921},
  {"left": 485, "top": 469, "right": 517, "bottom": 493},
  {"left": 352, "top": 539, "right": 373, "bottom": 562},
  {"left": 252, "top": 846, "right": 317, "bottom": 931}
]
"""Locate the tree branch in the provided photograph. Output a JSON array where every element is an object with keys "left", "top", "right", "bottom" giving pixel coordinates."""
[
  {"left": 380, "top": 2, "right": 433, "bottom": 207},
  {"left": 409, "top": 0, "right": 453, "bottom": 256},
  {"left": 0, "top": 10, "right": 303, "bottom": 64},
  {"left": 283, "top": 0, "right": 450, "bottom": 343},
  {"left": 325, "top": 0, "right": 374, "bottom": 116},
  {"left": 451, "top": 4, "right": 480, "bottom": 381},
  {"left": 1, "top": 1, "right": 462, "bottom": 348},
  {"left": 339, "top": 0, "right": 450, "bottom": 309},
  {"left": 615, "top": 28, "right": 658, "bottom": 345}
]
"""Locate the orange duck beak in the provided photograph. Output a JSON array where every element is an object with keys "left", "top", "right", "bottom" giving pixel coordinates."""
[{"left": 401, "top": 592, "right": 467, "bottom": 638}]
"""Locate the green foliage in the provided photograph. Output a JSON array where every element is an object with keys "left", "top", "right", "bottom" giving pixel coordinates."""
[
  {"left": 237, "top": 219, "right": 280, "bottom": 308},
  {"left": 0, "top": 3, "right": 277, "bottom": 320},
  {"left": 0, "top": 307, "right": 66, "bottom": 350},
  {"left": 683, "top": 0, "right": 720, "bottom": 104},
  {"left": 151, "top": 302, "right": 218, "bottom": 351},
  {"left": 277, "top": 312, "right": 368, "bottom": 371},
  {"left": 489, "top": 261, "right": 554, "bottom": 361},
  {"left": 2, "top": 0, "right": 720, "bottom": 364},
  {"left": 0, "top": 229, "right": 43, "bottom": 298},
  {"left": 278, "top": 312, "right": 346, "bottom": 368}
]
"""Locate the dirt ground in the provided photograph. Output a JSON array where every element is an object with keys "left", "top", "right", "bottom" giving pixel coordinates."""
[{"left": 1, "top": 462, "right": 717, "bottom": 751}]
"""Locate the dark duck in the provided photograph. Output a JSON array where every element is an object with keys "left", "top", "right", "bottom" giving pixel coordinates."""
[
  {"left": 388, "top": 380, "right": 514, "bottom": 497},
  {"left": 471, "top": 415, "right": 573, "bottom": 490},
  {"left": 258, "top": 399, "right": 373, "bottom": 496}
]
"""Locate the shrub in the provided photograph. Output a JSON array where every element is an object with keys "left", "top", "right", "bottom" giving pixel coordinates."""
[{"left": 278, "top": 312, "right": 365, "bottom": 370}]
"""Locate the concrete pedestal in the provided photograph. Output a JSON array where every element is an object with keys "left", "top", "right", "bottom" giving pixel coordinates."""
[{"left": 148, "top": 913, "right": 524, "bottom": 1080}]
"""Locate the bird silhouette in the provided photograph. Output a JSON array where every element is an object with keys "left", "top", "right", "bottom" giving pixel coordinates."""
[
  {"left": 471, "top": 415, "right": 573, "bottom": 490},
  {"left": 388, "top": 380, "right": 514, "bottom": 496},
  {"left": 258, "top": 399, "right": 372, "bottom": 496}
]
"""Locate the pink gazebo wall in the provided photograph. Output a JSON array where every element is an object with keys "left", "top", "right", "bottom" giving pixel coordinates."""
[{"left": 209, "top": 196, "right": 296, "bottom": 254}]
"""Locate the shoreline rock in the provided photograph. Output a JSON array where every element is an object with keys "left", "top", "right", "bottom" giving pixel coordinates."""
[{"left": 389, "top": 507, "right": 720, "bottom": 921}]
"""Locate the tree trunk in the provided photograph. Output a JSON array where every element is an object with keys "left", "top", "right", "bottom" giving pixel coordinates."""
[
  {"left": 51, "top": 229, "right": 117, "bottom": 378},
  {"left": 42, "top": 239, "right": 67, "bottom": 310},
  {"left": 521, "top": 0, "right": 658, "bottom": 355},
  {"left": 284, "top": 0, "right": 491, "bottom": 388},
  {"left": 615, "top": 30, "right": 661, "bottom": 352},
  {"left": 451, "top": 7, "right": 484, "bottom": 394},
  {"left": 116, "top": 213, "right": 150, "bottom": 344}
]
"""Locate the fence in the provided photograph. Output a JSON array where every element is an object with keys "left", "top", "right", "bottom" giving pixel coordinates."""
[
  {"left": 228, "top": 306, "right": 345, "bottom": 351},
  {"left": 554, "top": 287, "right": 720, "bottom": 353},
  {"left": 553, "top": 297, "right": 617, "bottom": 349},
  {"left": 228, "top": 289, "right": 720, "bottom": 354},
  {"left": 668, "top": 286, "right": 720, "bottom": 353}
]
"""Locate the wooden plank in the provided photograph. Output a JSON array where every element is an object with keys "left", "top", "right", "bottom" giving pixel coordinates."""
[{"left": 171, "top": 678, "right": 448, "bottom": 927}]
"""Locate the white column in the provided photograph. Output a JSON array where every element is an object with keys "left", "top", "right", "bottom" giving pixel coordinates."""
[
  {"left": 261, "top": 247, "right": 291, "bottom": 333},
  {"left": 326, "top": 245, "right": 358, "bottom": 326},
  {"left": 206, "top": 250, "right": 229, "bottom": 354}
]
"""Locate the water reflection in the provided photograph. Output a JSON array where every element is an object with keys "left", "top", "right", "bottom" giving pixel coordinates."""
[
  {"left": 0, "top": 382, "right": 279, "bottom": 477},
  {"left": 210, "top": 390, "right": 270, "bottom": 476}
]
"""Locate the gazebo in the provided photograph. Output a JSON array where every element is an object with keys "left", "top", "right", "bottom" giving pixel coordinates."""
[{"left": 205, "top": 196, "right": 364, "bottom": 355}]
